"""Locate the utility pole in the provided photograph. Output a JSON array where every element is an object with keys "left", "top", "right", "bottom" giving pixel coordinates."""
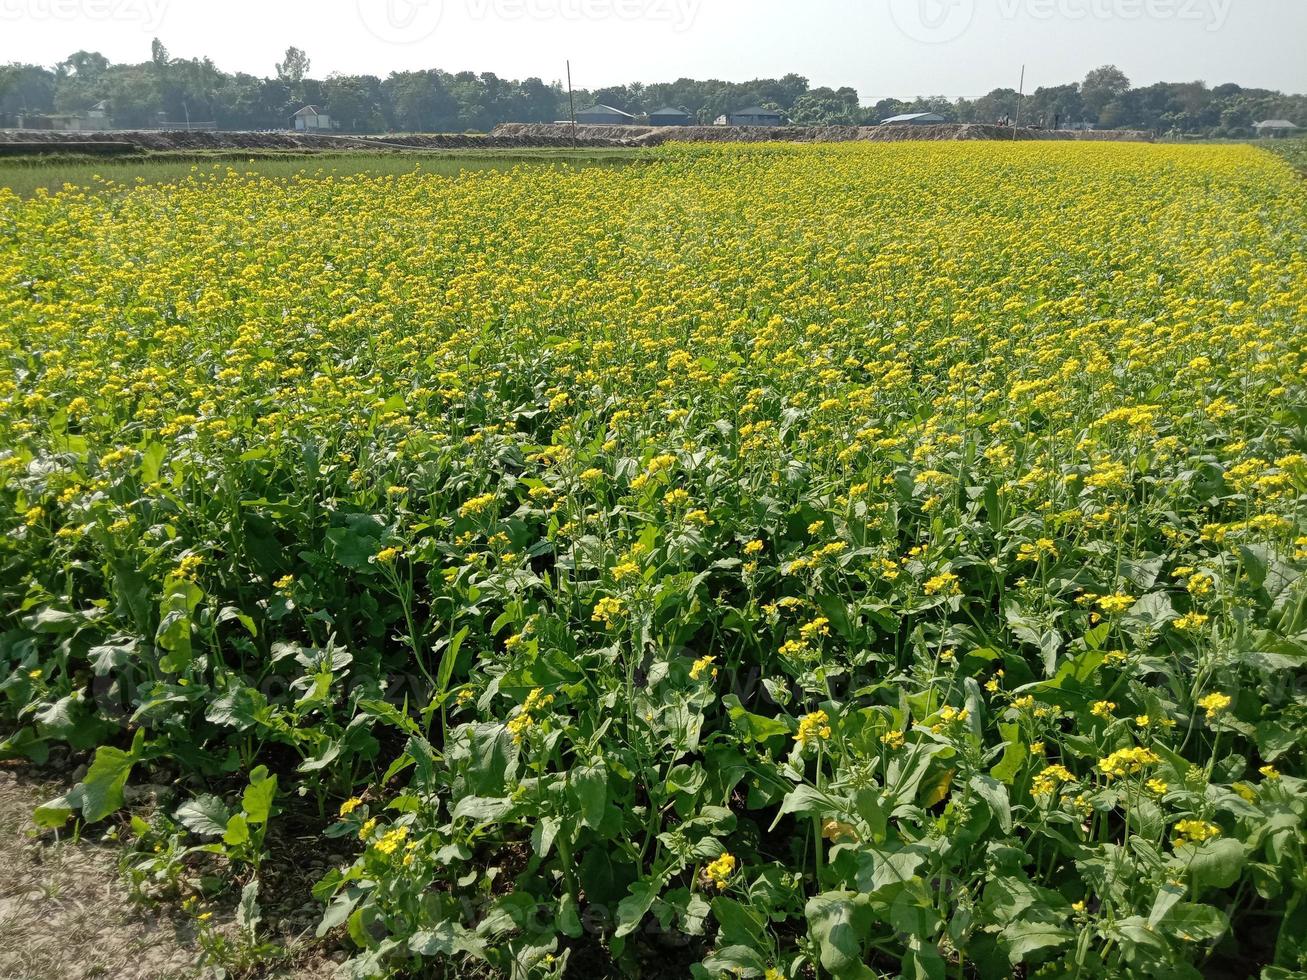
[
  {"left": 566, "top": 60, "right": 577, "bottom": 148},
  {"left": 1013, "top": 64, "right": 1026, "bottom": 138}
]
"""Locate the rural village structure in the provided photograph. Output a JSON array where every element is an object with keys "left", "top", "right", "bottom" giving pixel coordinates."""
[
  {"left": 292, "top": 105, "right": 334, "bottom": 132},
  {"left": 648, "top": 106, "right": 693, "bottom": 126},
  {"left": 1254, "top": 119, "right": 1300, "bottom": 138},
  {"left": 881, "top": 112, "right": 947, "bottom": 125},
  {"left": 715, "top": 106, "right": 786, "bottom": 126},
  {"left": 574, "top": 104, "right": 636, "bottom": 125}
]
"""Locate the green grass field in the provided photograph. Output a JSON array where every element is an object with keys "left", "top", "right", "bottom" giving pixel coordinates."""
[{"left": 0, "top": 147, "right": 641, "bottom": 196}]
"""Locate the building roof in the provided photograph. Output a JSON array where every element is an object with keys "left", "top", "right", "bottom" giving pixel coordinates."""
[
  {"left": 293, "top": 105, "right": 326, "bottom": 117},
  {"left": 578, "top": 104, "right": 636, "bottom": 118},
  {"left": 1254, "top": 119, "right": 1298, "bottom": 128},
  {"left": 881, "top": 112, "right": 945, "bottom": 124},
  {"left": 649, "top": 106, "right": 691, "bottom": 117},
  {"left": 732, "top": 106, "right": 782, "bottom": 117}
]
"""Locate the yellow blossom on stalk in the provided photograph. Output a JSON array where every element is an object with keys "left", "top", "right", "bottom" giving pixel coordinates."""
[
  {"left": 704, "top": 853, "right": 737, "bottom": 891},
  {"left": 611, "top": 560, "right": 640, "bottom": 581},
  {"left": 1091, "top": 701, "right": 1116, "bottom": 720},
  {"left": 358, "top": 817, "right": 378, "bottom": 840},
  {"left": 175, "top": 555, "right": 204, "bottom": 580},
  {"left": 1260, "top": 766, "right": 1281, "bottom": 781},
  {"left": 796, "top": 710, "right": 832, "bottom": 746},
  {"left": 375, "top": 547, "right": 402, "bottom": 564},
  {"left": 1198, "top": 693, "right": 1232, "bottom": 721},
  {"left": 523, "top": 688, "right": 555, "bottom": 714},
  {"left": 924, "top": 571, "right": 960, "bottom": 597},
  {"left": 339, "top": 797, "right": 363, "bottom": 817},
  {"left": 744, "top": 539, "right": 765, "bottom": 555},
  {"left": 1097, "top": 594, "right": 1134, "bottom": 615},
  {"left": 1098, "top": 747, "right": 1161, "bottom": 779},
  {"left": 1032, "top": 764, "right": 1075, "bottom": 798},
  {"left": 592, "top": 596, "right": 625, "bottom": 627},
  {"left": 881, "top": 729, "right": 905, "bottom": 750},
  {"left": 374, "top": 826, "right": 410, "bottom": 855},
  {"left": 799, "top": 617, "right": 830, "bottom": 641},
  {"left": 1173, "top": 820, "right": 1222, "bottom": 847},
  {"left": 507, "top": 713, "right": 534, "bottom": 744},
  {"left": 690, "top": 655, "right": 717, "bottom": 681},
  {"left": 458, "top": 493, "right": 496, "bottom": 519},
  {"left": 931, "top": 706, "right": 969, "bottom": 733},
  {"left": 1146, "top": 778, "right": 1169, "bottom": 795},
  {"left": 1018, "top": 538, "right": 1058, "bottom": 563},
  {"left": 274, "top": 574, "right": 295, "bottom": 591},
  {"left": 1174, "top": 612, "right": 1210, "bottom": 632}
]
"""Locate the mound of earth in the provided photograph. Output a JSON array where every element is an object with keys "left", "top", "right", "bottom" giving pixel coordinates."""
[
  {"left": 0, "top": 129, "right": 619, "bottom": 151},
  {"left": 491, "top": 122, "right": 1153, "bottom": 145}
]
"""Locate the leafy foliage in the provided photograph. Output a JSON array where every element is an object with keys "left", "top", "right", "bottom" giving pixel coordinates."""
[{"left": 2, "top": 142, "right": 1307, "bottom": 977}]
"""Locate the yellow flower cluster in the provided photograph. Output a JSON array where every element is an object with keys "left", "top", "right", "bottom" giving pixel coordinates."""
[
  {"left": 1098, "top": 747, "right": 1162, "bottom": 779},
  {"left": 704, "top": 852, "right": 737, "bottom": 891},
  {"left": 795, "top": 710, "right": 832, "bottom": 746}
]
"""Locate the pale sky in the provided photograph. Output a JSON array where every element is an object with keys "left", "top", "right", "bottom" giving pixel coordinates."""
[{"left": 2, "top": 0, "right": 1305, "bottom": 97}]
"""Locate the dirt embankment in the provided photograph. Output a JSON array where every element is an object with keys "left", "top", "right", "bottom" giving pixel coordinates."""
[
  {"left": 0, "top": 129, "right": 619, "bottom": 151},
  {"left": 0, "top": 123, "right": 1153, "bottom": 156},
  {"left": 493, "top": 122, "right": 1154, "bottom": 145}
]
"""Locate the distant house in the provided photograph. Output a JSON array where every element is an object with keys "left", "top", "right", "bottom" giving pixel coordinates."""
[
  {"left": 648, "top": 106, "right": 693, "bottom": 127},
  {"left": 880, "top": 112, "right": 946, "bottom": 125},
  {"left": 575, "top": 104, "right": 636, "bottom": 125},
  {"left": 1254, "top": 119, "right": 1299, "bottom": 138},
  {"left": 292, "top": 105, "right": 333, "bottom": 132},
  {"left": 719, "top": 106, "right": 786, "bottom": 127},
  {"left": 22, "top": 107, "right": 110, "bottom": 132}
]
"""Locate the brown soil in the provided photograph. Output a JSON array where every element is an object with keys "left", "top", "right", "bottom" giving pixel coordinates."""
[
  {"left": 0, "top": 123, "right": 1153, "bottom": 156},
  {"left": 492, "top": 122, "right": 1154, "bottom": 145},
  {"left": 0, "top": 130, "right": 617, "bottom": 151},
  {"left": 0, "top": 763, "right": 339, "bottom": 980}
]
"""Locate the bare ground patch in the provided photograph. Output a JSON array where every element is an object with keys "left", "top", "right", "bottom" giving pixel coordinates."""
[{"left": 0, "top": 763, "right": 340, "bottom": 980}]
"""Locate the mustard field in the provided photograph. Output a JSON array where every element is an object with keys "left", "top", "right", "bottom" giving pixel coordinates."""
[{"left": 2, "top": 142, "right": 1307, "bottom": 978}]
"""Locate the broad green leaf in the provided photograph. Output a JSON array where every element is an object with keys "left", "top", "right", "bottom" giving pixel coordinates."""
[
  {"left": 241, "top": 766, "right": 277, "bottom": 825},
  {"left": 175, "top": 794, "right": 231, "bottom": 837},
  {"left": 615, "top": 879, "right": 661, "bottom": 938}
]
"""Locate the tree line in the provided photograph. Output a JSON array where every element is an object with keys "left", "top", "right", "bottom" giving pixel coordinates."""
[{"left": 1, "top": 45, "right": 1303, "bottom": 136}]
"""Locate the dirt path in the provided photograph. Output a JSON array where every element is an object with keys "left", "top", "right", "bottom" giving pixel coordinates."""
[
  {"left": 0, "top": 764, "right": 339, "bottom": 980},
  {"left": 0, "top": 764, "right": 205, "bottom": 979}
]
